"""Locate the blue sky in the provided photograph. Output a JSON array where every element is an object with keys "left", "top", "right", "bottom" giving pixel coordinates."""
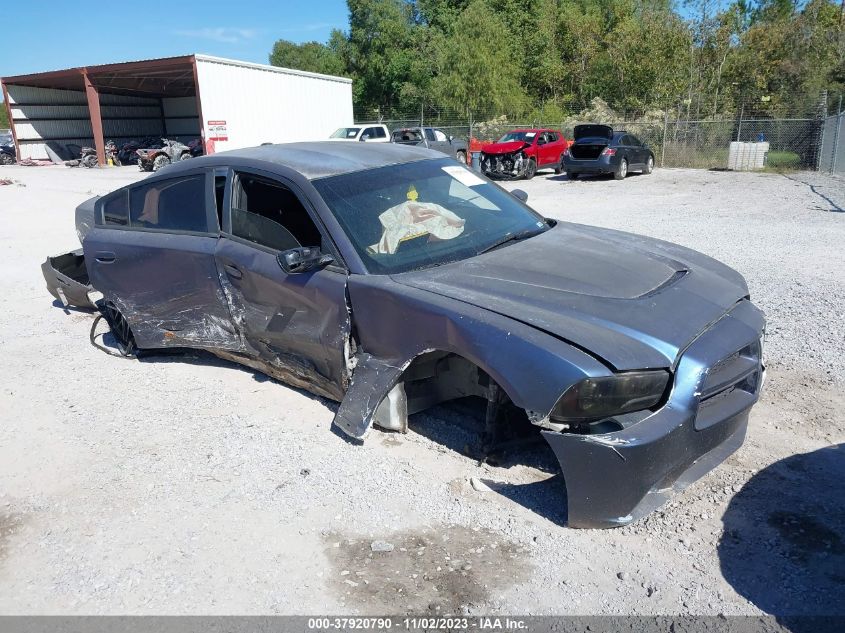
[{"left": 1, "top": 0, "right": 350, "bottom": 77}]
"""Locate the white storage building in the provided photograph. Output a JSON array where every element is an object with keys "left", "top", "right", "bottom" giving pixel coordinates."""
[{"left": 1, "top": 54, "right": 353, "bottom": 163}]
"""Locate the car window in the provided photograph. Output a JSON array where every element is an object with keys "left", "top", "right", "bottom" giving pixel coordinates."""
[
  {"left": 547, "top": 132, "right": 559, "bottom": 142},
  {"left": 231, "top": 173, "right": 322, "bottom": 252},
  {"left": 620, "top": 135, "right": 632, "bottom": 146},
  {"left": 103, "top": 190, "right": 129, "bottom": 226},
  {"left": 128, "top": 175, "right": 209, "bottom": 232},
  {"left": 330, "top": 127, "right": 360, "bottom": 139},
  {"left": 313, "top": 158, "right": 548, "bottom": 274},
  {"left": 372, "top": 127, "right": 386, "bottom": 139},
  {"left": 394, "top": 129, "right": 423, "bottom": 143},
  {"left": 537, "top": 133, "right": 547, "bottom": 145},
  {"left": 433, "top": 129, "right": 448, "bottom": 142},
  {"left": 628, "top": 135, "right": 642, "bottom": 146},
  {"left": 496, "top": 131, "right": 536, "bottom": 143},
  {"left": 424, "top": 129, "right": 436, "bottom": 142}
]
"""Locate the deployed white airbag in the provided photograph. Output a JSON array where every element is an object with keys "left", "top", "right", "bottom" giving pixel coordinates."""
[{"left": 369, "top": 200, "right": 465, "bottom": 255}]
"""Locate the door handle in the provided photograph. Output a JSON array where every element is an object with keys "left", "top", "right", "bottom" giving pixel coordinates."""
[
  {"left": 95, "top": 251, "right": 116, "bottom": 263},
  {"left": 224, "top": 263, "right": 243, "bottom": 279}
]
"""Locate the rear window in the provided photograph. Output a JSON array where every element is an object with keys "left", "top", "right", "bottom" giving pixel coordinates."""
[
  {"left": 103, "top": 191, "right": 129, "bottom": 226},
  {"left": 128, "top": 175, "right": 209, "bottom": 232}
]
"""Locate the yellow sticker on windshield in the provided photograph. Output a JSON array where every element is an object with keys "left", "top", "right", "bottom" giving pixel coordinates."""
[{"left": 407, "top": 185, "right": 419, "bottom": 201}]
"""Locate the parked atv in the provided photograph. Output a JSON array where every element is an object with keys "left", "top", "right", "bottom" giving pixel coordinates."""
[
  {"left": 105, "top": 140, "right": 119, "bottom": 166},
  {"left": 136, "top": 138, "right": 191, "bottom": 172}
]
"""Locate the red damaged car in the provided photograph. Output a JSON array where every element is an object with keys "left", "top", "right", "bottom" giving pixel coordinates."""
[{"left": 480, "top": 128, "right": 569, "bottom": 180}]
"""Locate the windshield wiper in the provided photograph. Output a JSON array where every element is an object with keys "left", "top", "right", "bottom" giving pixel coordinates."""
[{"left": 477, "top": 228, "right": 544, "bottom": 255}]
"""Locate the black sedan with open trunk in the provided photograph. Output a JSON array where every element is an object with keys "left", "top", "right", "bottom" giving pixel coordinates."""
[
  {"left": 564, "top": 124, "right": 655, "bottom": 180},
  {"left": 41, "top": 142, "right": 764, "bottom": 528}
]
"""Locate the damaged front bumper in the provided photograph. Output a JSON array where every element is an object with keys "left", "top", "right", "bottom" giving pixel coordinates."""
[
  {"left": 542, "top": 300, "right": 765, "bottom": 528},
  {"left": 480, "top": 151, "right": 529, "bottom": 180}
]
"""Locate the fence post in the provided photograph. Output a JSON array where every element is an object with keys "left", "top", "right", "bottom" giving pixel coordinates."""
[
  {"left": 831, "top": 95, "right": 843, "bottom": 175},
  {"left": 736, "top": 103, "right": 744, "bottom": 141},
  {"left": 660, "top": 110, "right": 668, "bottom": 168},
  {"left": 468, "top": 110, "right": 473, "bottom": 148}
]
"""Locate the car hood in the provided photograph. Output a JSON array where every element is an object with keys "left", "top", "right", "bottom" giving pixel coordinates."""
[
  {"left": 481, "top": 140, "right": 529, "bottom": 155},
  {"left": 392, "top": 224, "right": 750, "bottom": 371}
]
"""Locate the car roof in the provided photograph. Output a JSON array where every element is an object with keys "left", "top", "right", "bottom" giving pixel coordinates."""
[{"left": 153, "top": 141, "right": 440, "bottom": 180}]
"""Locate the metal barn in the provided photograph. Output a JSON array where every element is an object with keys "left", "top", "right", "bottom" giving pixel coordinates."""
[{"left": 1, "top": 55, "right": 353, "bottom": 164}]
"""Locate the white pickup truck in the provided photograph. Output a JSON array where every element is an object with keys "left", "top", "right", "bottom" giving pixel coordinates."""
[{"left": 328, "top": 124, "right": 390, "bottom": 143}]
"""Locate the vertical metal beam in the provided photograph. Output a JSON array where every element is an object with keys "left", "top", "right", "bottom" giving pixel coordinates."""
[
  {"left": 190, "top": 55, "right": 208, "bottom": 153},
  {"left": 83, "top": 70, "right": 106, "bottom": 166},
  {"left": 159, "top": 97, "right": 167, "bottom": 137},
  {"left": 1, "top": 81, "right": 21, "bottom": 162}
]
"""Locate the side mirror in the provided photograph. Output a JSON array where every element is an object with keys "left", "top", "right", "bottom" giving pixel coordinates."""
[
  {"left": 448, "top": 135, "right": 454, "bottom": 143},
  {"left": 359, "top": 136, "right": 369, "bottom": 142},
  {"left": 277, "top": 246, "right": 334, "bottom": 274},
  {"left": 511, "top": 189, "right": 528, "bottom": 203}
]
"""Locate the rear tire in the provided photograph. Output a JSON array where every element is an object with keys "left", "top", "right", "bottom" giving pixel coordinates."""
[
  {"left": 152, "top": 154, "right": 170, "bottom": 172},
  {"left": 554, "top": 155, "right": 564, "bottom": 174},
  {"left": 0, "top": 153, "right": 15, "bottom": 165},
  {"left": 524, "top": 158, "right": 537, "bottom": 180},
  {"left": 614, "top": 158, "right": 628, "bottom": 180},
  {"left": 99, "top": 301, "right": 137, "bottom": 357},
  {"left": 456, "top": 150, "right": 467, "bottom": 165}
]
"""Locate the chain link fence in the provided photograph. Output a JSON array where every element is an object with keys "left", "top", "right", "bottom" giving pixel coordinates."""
[
  {"left": 355, "top": 103, "right": 825, "bottom": 171},
  {"left": 819, "top": 110, "right": 845, "bottom": 175}
]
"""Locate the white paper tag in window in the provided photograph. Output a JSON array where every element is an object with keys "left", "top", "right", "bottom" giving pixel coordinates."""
[{"left": 442, "top": 165, "right": 485, "bottom": 187}]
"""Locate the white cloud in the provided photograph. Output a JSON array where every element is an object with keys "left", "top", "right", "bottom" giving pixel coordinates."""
[{"left": 174, "top": 28, "right": 258, "bottom": 43}]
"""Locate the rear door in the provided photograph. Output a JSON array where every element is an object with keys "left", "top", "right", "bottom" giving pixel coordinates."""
[
  {"left": 627, "top": 134, "right": 647, "bottom": 165},
  {"left": 84, "top": 169, "right": 241, "bottom": 350},
  {"left": 619, "top": 135, "right": 641, "bottom": 166},
  {"left": 214, "top": 168, "right": 351, "bottom": 400}
]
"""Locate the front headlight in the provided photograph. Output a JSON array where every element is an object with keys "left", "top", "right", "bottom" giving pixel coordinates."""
[{"left": 550, "top": 370, "right": 670, "bottom": 423}]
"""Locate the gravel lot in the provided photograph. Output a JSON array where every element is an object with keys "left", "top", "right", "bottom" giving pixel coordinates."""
[{"left": 0, "top": 164, "right": 843, "bottom": 616}]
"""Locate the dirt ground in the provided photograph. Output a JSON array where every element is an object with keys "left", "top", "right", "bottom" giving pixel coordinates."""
[{"left": 0, "top": 163, "right": 842, "bottom": 616}]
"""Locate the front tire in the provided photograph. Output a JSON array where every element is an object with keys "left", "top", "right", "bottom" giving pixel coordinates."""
[
  {"left": 524, "top": 158, "right": 537, "bottom": 180},
  {"left": 614, "top": 158, "right": 628, "bottom": 180},
  {"left": 644, "top": 155, "right": 654, "bottom": 174},
  {"left": 152, "top": 155, "right": 170, "bottom": 172}
]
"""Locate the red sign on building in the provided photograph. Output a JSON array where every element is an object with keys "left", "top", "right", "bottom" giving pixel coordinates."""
[{"left": 207, "top": 120, "right": 228, "bottom": 142}]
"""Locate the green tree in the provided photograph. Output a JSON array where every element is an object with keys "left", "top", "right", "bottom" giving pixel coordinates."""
[
  {"left": 266, "top": 0, "right": 844, "bottom": 119},
  {"left": 341, "top": 0, "right": 434, "bottom": 115},
  {"left": 269, "top": 39, "right": 346, "bottom": 76},
  {"left": 432, "top": 0, "right": 528, "bottom": 114}
]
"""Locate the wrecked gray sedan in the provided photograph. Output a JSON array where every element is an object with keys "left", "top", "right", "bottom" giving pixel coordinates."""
[{"left": 42, "top": 142, "right": 765, "bottom": 528}]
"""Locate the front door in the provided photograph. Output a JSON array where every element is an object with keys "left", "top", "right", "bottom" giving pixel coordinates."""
[
  {"left": 85, "top": 170, "right": 241, "bottom": 350},
  {"left": 214, "top": 169, "right": 351, "bottom": 401},
  {"left": 536, "top": 132, "right": 554, "bottom": 166}
]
